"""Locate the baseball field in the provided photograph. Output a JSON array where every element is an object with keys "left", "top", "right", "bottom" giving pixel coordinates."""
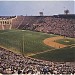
[{"left": 0, "top": 29, "right": 75, "bottom": 61}]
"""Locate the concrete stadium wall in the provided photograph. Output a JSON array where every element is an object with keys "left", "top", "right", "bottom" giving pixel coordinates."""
[{"left": 0, "top": 19, "right": 12, "bottom": 30}]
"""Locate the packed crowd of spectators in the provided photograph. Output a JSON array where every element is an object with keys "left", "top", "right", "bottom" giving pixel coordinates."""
[
  {"left": 33, "top": 17, "right": 75, "bottom": 38},
  {"left": 0, "top": 47, "right": 75, "bottom": 74},
  {"left": 12, "top": 16, "right": 75, "bottom": 38}
]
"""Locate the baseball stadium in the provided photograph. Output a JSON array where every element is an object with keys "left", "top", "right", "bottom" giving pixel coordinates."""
[
  {"left": 0, "top": 1, "right": 75, "bottom": 74},
  {"left": 0, "top": 14, "right": 75, "bottom": 74}
]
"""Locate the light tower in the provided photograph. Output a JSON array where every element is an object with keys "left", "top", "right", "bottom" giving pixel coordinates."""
[{"left": 39, "top": 12, "right": 43, "bottom": 16}]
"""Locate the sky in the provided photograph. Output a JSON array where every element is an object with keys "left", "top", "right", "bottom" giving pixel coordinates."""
[{"left": 0, "top": 1, "right": 74, "bottom": 16}]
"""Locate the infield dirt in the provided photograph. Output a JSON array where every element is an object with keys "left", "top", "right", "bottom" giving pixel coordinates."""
[{"left": 43, "top": 36, "right": 67, "bottom": 49}]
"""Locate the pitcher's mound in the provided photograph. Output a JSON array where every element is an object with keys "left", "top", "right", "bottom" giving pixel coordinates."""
[{"left": 65, "top": 41, "right": 70, "bottom": 43}]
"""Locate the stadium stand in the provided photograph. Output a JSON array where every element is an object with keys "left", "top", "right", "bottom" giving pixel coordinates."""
[
  {"left": 0, "top": 16, "right": 15, "bottom": 30},
  {"left": 0, "top": 15, "right": 75, "bottom": 38},
  {"left": 0, "top": 15, "right": 75, "bottom": 74},
  {"left": 11, "top": 15, "right": 75, "bottom": 38},
  {"left": 0, "top": 47, "right": 75, "bottom": 74}
]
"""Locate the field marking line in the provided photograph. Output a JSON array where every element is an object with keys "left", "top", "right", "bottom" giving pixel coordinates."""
[
  {"left": 68, "top": 44, "right": 75, "bottom": 48},
  {"left": 27, "top": 48, "right": 57, "bottom": 56},
  {"left": 27, "top": 36, "right": 74, "bottom": 57},
  {"left": 0, "top": 45, "right": 21, "bottom": 55},
  {"left": 29, "top": 43, "right": 75, "bottom": 57},
  {"left": 28, "top": 44, "right": 75, "bottom": 57}
]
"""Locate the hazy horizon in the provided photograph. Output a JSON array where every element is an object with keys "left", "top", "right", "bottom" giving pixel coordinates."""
[{"left": 0, "top": 1, "right": 74, "bottom": 16}]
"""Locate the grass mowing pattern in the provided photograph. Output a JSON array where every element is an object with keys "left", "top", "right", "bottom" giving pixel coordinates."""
[
  {"left": 31, "top": 47, "right": 75, "bottom": 62},
  {"left": 0, "top": 30, "right": 56, "bottom": 55}
]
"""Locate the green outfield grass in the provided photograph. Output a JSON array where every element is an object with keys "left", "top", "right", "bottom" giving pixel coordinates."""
[
  {"left": 31, "top": 46, "right": 75, "bottom": 62},
  {"left": 31, "top": 37, "right": 75, "bottom": 62},
  {"left": 0, "top": 29, "right": 56, "bottom": 55},
  {"left": 0, "top": 29, "right": 75, "bottom": 62}
]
